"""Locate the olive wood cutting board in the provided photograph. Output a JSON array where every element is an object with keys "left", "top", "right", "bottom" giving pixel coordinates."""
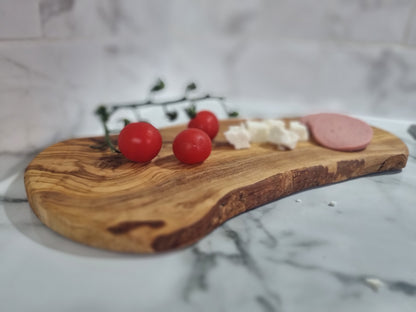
[{"left": 24, "top": 118, "right": 409, "bottom": 253}]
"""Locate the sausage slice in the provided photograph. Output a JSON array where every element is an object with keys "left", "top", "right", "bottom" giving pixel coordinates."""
[{"left": 301, "top": 113, "right": 373, "bottom": 151}]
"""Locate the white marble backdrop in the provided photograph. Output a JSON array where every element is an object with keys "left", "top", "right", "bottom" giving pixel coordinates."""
[
  {"left": 1, "top": 0, "right": 416, "bottom": 154},
  {"left": 1, "top": 2, "right": 416, "bottom": 312}
]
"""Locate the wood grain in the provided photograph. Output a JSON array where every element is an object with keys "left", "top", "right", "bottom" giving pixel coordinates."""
[{"left": 24, "top": 119, "right": 409, "bottom": 253}]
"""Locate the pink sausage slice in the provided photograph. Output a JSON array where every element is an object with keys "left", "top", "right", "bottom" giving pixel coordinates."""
[{"left": 301, "top": 113, "right": 373, "bottom": 151}]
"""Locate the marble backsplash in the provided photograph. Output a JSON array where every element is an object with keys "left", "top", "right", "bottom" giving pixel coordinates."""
[{"left": 1, "top": 0, "right": 416, "bottom": 156}]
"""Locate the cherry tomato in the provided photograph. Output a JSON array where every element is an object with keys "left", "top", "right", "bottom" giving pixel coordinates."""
[
  {"left": 188, "top": 110, "right": 219, "bottom": 140},
  {"left": 118, "top": 122, "right": 162, "bottom": 162},
  {"left": 173, "top": 128, "right": 212, "bottom": 164}
]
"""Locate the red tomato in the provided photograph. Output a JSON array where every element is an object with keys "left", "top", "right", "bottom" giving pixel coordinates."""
[
  {"left": 173, "top": 128, "right": 212, "bottom": 164},
  {"left": 118, "top": 122, "right": 162, "bottom": 162},
  {"left": 188, "top": 110, "right": 219, "bottom": 140}
]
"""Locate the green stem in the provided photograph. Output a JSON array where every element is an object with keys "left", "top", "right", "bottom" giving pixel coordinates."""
[
  {"left": 108, "top": 94, "right": 224, "bottom": 113},
  {"left": 93, "top": 89, "right": 235, "bottom": 152},
  {"left": 101, "top": 117, "right": 120, "bottom": 153}
]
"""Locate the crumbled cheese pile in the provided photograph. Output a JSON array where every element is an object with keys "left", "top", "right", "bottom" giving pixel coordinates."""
[{"left": 224, "top": 119, "right": 309, "bottom": 150}]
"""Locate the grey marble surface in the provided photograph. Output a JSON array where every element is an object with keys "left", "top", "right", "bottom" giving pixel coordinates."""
[
  {"left": 1, "top": 114, "right": 415, "bottom": 312},
  {"left": 1, "top": 1, "right": 416, "bottom": 311}
]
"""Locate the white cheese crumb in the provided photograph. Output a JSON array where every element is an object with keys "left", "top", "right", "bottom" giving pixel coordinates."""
[
  {"left": 264, "top": 119, "right": 285, "bottom": 128},
  {"left": 289, "top": 121, "right": 309, "bottom": 141},
  {"left": 295, "top": 199, "right": 302, "bottom": 203},
  {"left": 224, "top": 118, "right": 309, "bottom": 150},
  {"left": 244, "top": 120, "right": 270, "bottom": 143},
  {"left": 224, "top": 125, "right": 251, "bottom": 149},
  {"left": 364, "top": 278, "right": 384, "bottom": 292},
  {"left": 268, "top": 123, "right": 299, "bottom": 150},
  {"left": 328, "top": 201, "right": 337, "bottom": 207}
]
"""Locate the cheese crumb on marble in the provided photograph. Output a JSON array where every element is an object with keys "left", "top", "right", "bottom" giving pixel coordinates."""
[
  {"left": 224, "top": 124, "right": 251, "bottom": 149},
  {"left": 364, "top": 278, "right": 384, "bottom": 292},
  {"left": 289, "top": 121, "right": 309, "bottom": 141}
]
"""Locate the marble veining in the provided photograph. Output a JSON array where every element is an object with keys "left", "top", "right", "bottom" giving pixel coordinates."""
[
  {"left": 408, "top": 124, "right": 416, "bottom": 140},
  {"left": 266, "top": 257, "right": 416, "bottom": 297},
  {"left": 1, "top": 119, "right": 415, "bottom": 311},
  {"left": 39, "top": 0, "right": 75, "bottom": 25},
  {"left": 0, "top": 196, "right": 28, "bottom": 203},
  {"left": 183, "top": 225, "right": 283, "bottom": 311}
]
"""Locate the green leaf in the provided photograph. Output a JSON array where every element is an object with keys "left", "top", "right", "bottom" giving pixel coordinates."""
[
  {"left": 228, "top": 111, "right": 239, "bottom": 118},
  {"left": 95, "top": 105, "right": 110, "bottom": 122},
  {"left": 185, "top": 82, "right": 197, "bottom": 92},
  {"left": 166, "top": 111, "right": 178, "bottom": 121},
  {"left": 184, "top": 104, "right": 197, "bottom": 119},
  {"left": 150, "top": 79, "right": 165, "bottom": 92},
  {"left": 122, "top": 119, "right": 131, "bottom": 127}
]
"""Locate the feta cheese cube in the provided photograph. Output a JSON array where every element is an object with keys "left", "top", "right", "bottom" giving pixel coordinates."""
[
  {"left": 244, "top": 120, "right": 269, "bottom": 143},
  {"left": 289, "top": 121, "right": 309, "bottom": 141},
  {"left": 224, "top": 125, "right": 251, "bottom": 149},
  {"left": 264, "top": 119, "right": 285, "bottom": 128},
  {"left": 268, "top": 123, "right": 299, "bottom": 150},
  {"left": 224, "top": 118, "right": 306, "bottom": 151}
]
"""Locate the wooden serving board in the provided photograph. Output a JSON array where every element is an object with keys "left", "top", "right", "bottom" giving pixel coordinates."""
[{"left": 24, "top": 119, "right": 409, "bottom": 253}]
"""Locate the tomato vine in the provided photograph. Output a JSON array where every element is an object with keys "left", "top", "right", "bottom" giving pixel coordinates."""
[{"left": 92, "top": 79, "right": 238, "bottom": 152}]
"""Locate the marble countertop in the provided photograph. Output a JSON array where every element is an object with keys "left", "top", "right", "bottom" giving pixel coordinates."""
[{"left": 1, "top": 113, "right": 415, "bottom": 312}]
